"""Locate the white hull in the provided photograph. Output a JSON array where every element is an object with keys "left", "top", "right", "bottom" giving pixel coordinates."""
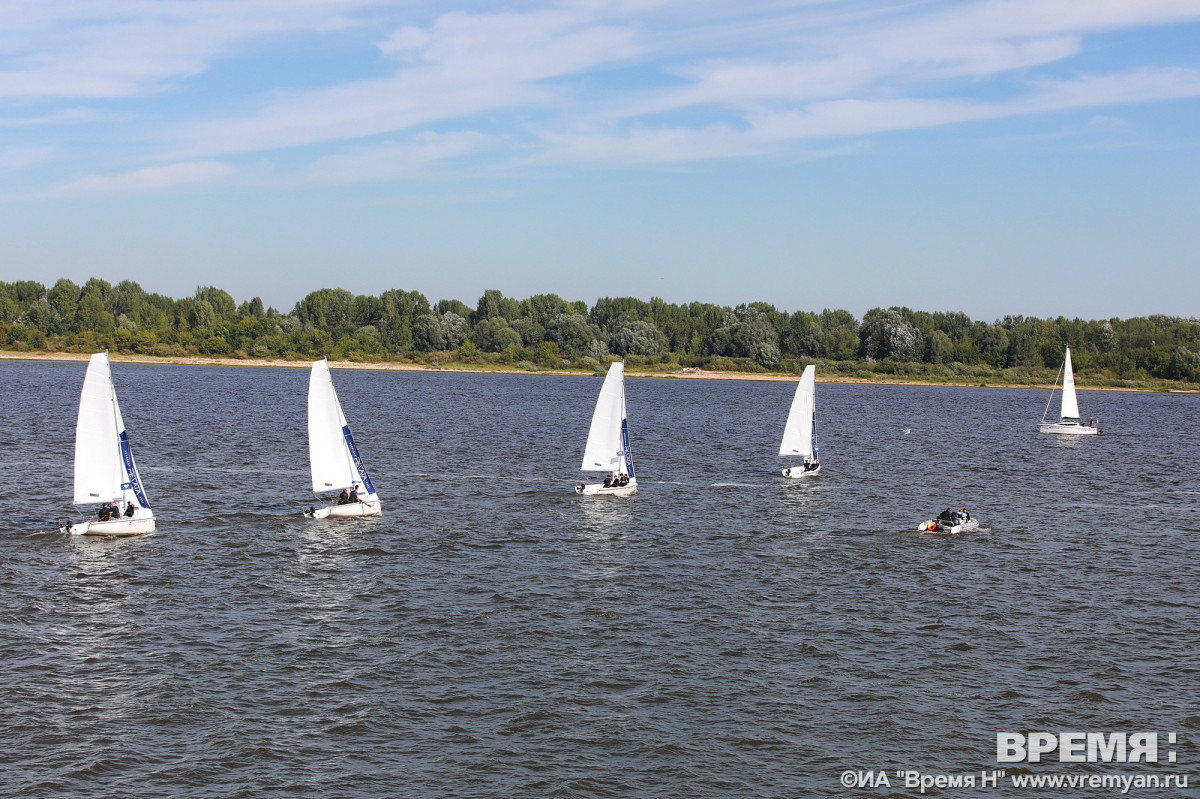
[
  {"left": 305, "top": 500, "right": 382, "bottom": 519},
  {"left": 781, "top": 464, "right": 821, "bottom": 478},
  {"left": 1039, "top": 421, "right": 1100, "bottom": 435},
  {"left": 575, "top": 478, "right": 638, "bottom": 497},
  {"left": 918, "top": 518, "right": 979, "bottom": 535},
  {"left": 61, "top": 516, "right": 156, "bottom": 536}
]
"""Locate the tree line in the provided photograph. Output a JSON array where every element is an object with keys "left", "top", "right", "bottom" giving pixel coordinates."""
[{"left": 2, "top": 278, "right": 1198, "bottom": 385}]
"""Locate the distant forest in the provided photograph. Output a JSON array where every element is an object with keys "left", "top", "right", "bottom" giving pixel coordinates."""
[{"left": 2, "top": 278, "right": 1199, "bottom": 386}]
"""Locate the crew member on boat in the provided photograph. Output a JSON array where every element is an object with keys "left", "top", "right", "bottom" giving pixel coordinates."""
[{"left": 337, "top": 487, "right": 350, "bottom": 505}]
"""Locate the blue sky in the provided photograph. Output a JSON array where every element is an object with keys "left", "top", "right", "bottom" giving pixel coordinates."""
[{"left": 2, "top": 0, "right": 1199, "bottom": 320}]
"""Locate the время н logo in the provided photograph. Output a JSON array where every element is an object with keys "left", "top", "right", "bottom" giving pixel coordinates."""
[{"left": 997, "top": 732, "right": 1178, "bottom": 763}]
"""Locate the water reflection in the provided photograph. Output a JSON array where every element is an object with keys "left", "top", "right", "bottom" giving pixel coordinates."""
[{"left": 574, "top": 493, "right": 636, "bottom": 540}]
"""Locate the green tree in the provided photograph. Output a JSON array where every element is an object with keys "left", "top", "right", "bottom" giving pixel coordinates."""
[
  {"left": 47, "top": 279, "right": 80, "bottom": 331},
  {"left": 112, "top": 280, "right": 146, "bottom": 317},
  {"left": 412, "top": 314, "right": 444, "bottom": 351},
  {"left": 473, "top": 289, "right": 520, "bottom": 324},
  {"left": 546, "top": 313, "right": 606, "bottom": 358},
  {"left": 609, "top": 320, "right": 668, "bottom": 357},
  {"left": 523, "top": 293, "right": 571, "bottom": 327},
  {"left": 819, "top": 309, "right": 859, "bottom": 360},
  {"left": 859, "top": 307, "right": 921, "bottom": 361},
  {"left": 75, "top": 292, "right": 115, "bottom": 334},
  {"left": 238, "top": 297, "right": 265, "bottom": 319},
  {"left": 296, "top": 289, "right": 354, "bottom": 332},
  {"left": 189, "top": 299, "right": 217, "bottom": 331},
  {"left": 439, "top": 312, "right": 469, "bottom": 349},
  {"left": 473, "top": 317, "right": 522, "bottom": 352},
  {"left": 780, "top": 311, "right": 824, "bottom": 358},
  {"left": 510, "top": 318, "right": 545, "bottom": 347}
]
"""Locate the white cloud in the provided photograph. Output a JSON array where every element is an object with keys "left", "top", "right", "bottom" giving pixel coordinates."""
[
  {"left": 6, "top": 0, "right": 1200, "bottom": 184},
  {"left": 0, "top": 146, "right": 58, "bottom": 171},
  {"left": 177, "top": 6, "right": 641, "bottom": 157},
  {"left": 531, "top": 65, "right": 1200, "bottom": 165},
  {"left": 376, "top": 26, "right": 430, "bottom": 58},
  {"left": 300, "top": 131, "right": 495, "bottom": 184},
  {"left": 53, "top": 159, "right": 233, "bottom": 195},
  {"left": 0, "top": 0, "right": 384, "bottom": 100}
]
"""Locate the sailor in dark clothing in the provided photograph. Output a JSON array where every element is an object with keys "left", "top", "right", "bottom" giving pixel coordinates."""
[
  {"left": 337, "top": 488, "right": 350, "bottom": 505},
  {"left": 348, "top": 485, "right": 360, "bottom": 503},
  {"left": 98, "top": 504, "right": 112, "bottom": 521},
  {"left": 617, "top": 474, "right": 629, "bottom": 487},
  {"left": 124, "top": 502, "right": 135, "bottom": 518},
  {"left": 937, "top": 507, "right": 954, "bottom": 522},
  {"left": 603, "top": 476, "right": 613, "bottom": 488}
]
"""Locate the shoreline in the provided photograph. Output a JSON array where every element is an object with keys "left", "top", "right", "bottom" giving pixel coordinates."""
[{"left": 1, "top": 350, "right": 1194, "bottom": 393}]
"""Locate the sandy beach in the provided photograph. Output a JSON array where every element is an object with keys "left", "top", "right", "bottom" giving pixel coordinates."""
[{"left": 3, "top": 350, "right": 1192, "bottom": 392}]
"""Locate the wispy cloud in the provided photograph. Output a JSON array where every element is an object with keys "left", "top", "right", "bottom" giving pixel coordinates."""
[
  {"left": 6, "top": 0, "right": 1200, "bottom": 188},
  {"left": 51, "top": 160, "right": 233, "bottom": 195},
  {"left": 177, "top": 6, "right": 640, "bottom": 157},
  {"left": 299, "top": 131, "right": 496, "bottom": 184},
  {"left": 0, "top": 145, "right": 58, "bottom": 172},
  {"left": 0, "top": 0, "right": 382, "bottom": 100}
]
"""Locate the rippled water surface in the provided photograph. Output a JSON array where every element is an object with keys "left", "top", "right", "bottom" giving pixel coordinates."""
[{"left": 2, "top": 359, "right": 1198, "bottom": 797}]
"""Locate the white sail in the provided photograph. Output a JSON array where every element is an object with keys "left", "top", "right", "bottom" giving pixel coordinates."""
[
  {"left": 1060, "top": 346, "right": 1080, "bottom": 420},
  {"left": 72, "top": 352, "right": 151, "bottom": 509},
  {"left": 779, "top": 365, "right": 816, "bottom": 460},
  {"left": 581, "top": 361, "right": 633, "bottom": 476},
  {"left": 307, "top": 359, "right": 378, "bottom": 501}
]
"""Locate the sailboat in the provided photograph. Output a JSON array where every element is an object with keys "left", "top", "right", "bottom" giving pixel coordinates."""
[
  {"left": 575, "top": 360, "right": 637, "bottom": 496},
  {"left": 58, "top": 352, "right": 156, "bottom": 536},
  {"left": 1038, "top": 346, "right": 1100, "bottom": 435},
  {"left": 780, "top": 364, "right": 821, "bottom": 478},
  {"left": 303, "top": 359, "right": 382, "bottom": 518}
]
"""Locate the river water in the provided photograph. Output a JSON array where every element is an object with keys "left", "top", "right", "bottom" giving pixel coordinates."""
[{"left": 1, "top": 360, "right": 1197, "bottom": 797}]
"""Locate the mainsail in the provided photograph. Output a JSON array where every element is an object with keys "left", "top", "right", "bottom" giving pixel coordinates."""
[
  {"left": 307, "top": 359, "right": 377, "bottom": 498},
  {"left": 72, "top": 352, "right": 150, "bottom": 508},
  {"left": 581, "top": 361, "right": 634, "bottom": 477},
  {"left": 1060, "top": 346, "right": 1080, "bottom": 420},
  {"left": 779, "top": 364, "right": 817, "bottom": 460}
]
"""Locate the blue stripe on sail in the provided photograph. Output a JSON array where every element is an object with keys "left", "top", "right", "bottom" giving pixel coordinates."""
[
  {"left": 620, "top": 419, "right": 635, "bottom": 479},
  {"left": 118, "top": 431, "right": 151, "bottom": 509},
  {"left": 342, "top": 425, "right": 376, "bottom": 496}
]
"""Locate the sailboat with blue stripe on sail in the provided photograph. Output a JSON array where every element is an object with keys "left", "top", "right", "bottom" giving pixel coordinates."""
[
  {"left": 304, "top": 358, "right": 382, "bottom": 518},
  {"left": 59, "top": 351, "right": 156, "bottom": 535},
  {"left": 575, "top": 360, "right": 638, "bottom": 496}
]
